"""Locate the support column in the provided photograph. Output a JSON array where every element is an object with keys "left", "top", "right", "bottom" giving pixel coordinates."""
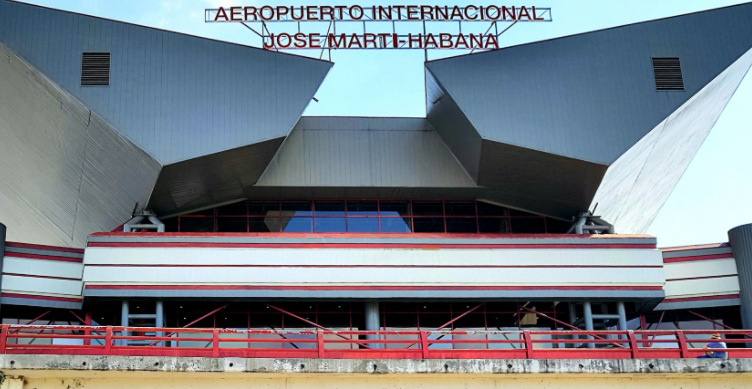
[
  {"left": 364, "top": 301, "right": 381, "bottom": 348},
  {"left": 120, "top": 301, "right": 129, "bottom": 346},
  {"left": 729, "top": 223, "right": 752, "bottom": 331},
  {"left": 156, "top": 301, "right": 164, "bottom": 347},
  {"left": 617, "top": 301, "right": 628, "bottom": 343},
  {"left": 567, "top": 302, "right": 577, "bottom": 348},
  {"left": 583, "top": 301, "right": 594, "bottom": 348},
  {"left": 0, "top": 223, "right": 5, "bottom": 318}
]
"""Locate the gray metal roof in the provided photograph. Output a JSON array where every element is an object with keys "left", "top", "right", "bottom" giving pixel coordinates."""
[
  {"left": 0, "top": 42, "right": 160, "bottom": 248},
  {"left": 0, "top": 0, "right": 332, "bottom": 165},
  {"left": 426, "top": 2, "right": 752, "bottom": 227}
]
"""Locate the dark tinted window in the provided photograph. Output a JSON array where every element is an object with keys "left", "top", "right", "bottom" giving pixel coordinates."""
[
  {"left": 249, "top": 201, "right": 279, "bottom": 215},
  {"left": 413, "top": 201, "right": 443, "bottom": 216},
  {"left": 180, "top": 217, "right": 214, "bottom": 232},
  {"left": 477, "top": 201, "right": 509, "bottom": 216},
  {"left": 217, "top": 201, "right": 247, "bottom": 215},
  {"left": 413, "top": 217, "right": 444, "bottom": 233},
  {"left": 347, "top": 200, "right": 378, "bottom": 216},
  {"left": 511, "top": 218, "right": 546, "bottom": 233},
  {"left": 281, "top": 217, "right": 313, "bottom": 232},
  {"left": 282, "top": 201, "right": 312, "bottom": 216},
  {"left": 478, "top": 218, "right": 511, "bottom": 233},
  {"left": 217, "top": 217, "right": 247, "bottom": 232},
  {"left": 380, "top": 201, "right": 411, "bottom": 217},
  {"left": 444, "top": 201, "right": 475, "bottom": 216},
  {"left": 314, "top": 201, "right": 345, "bottom": 216},
  {"left": 446, "top": 218, "right": 477, "bottom": 233}
]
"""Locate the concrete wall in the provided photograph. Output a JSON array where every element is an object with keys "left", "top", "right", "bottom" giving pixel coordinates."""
[{"left": 1, "top": 355, "right": 752, "bottom": 389}]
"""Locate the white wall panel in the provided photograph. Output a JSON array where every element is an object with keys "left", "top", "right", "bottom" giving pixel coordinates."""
[
  {"left": 1, "top": 275, "right": 82, "bottom": 297},
  {"left": 83, "top": 247, "right": 664, "bottom": 267},
  {"left": 664, "top": 258, "right": 738, "bottom": 280},
  {"left": 2, "top": 256, "right": 83, "bottom": 280},
  {"left": 663, "top": 276, "right": 739, "bottom": 299}
]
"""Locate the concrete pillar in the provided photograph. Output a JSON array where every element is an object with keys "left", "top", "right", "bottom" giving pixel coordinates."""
[
  {"left": 156, "top": 301, "right": 164, "bottom": 347},
  {"left": 729, "top": 223, "right": 752, "bottom": 330},
  {"left": 567, "top": 302, "right": 577, "bottom": 348},
  {"left": 0, "top": 223, "right": 5, "bottom": 318},
  {"left": 364, "top": 301, "right": 381, "bottom": 348},
  {"left": 617, "top": 301, "right": 628, "bottom": 343},
  {"left": 583, "top": 301, "right": 594, "bottom": 348},
  {"left": 120, "top": 301, "right": 129, "bottom": 346}
]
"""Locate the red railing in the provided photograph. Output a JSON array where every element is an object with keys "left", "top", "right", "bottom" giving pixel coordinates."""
[{"left": 1, "top": 325, "right": 751, "bottom": 359}]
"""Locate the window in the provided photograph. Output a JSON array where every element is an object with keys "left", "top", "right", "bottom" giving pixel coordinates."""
[
  {"left": 81, "top": 52, "right": 111, "bottom": 86},
  {"left": 652, "top": 57, "right": 684, "bottom": 91},
  {"left": 174, "top": 199, "right": 560, "bottom": 234}
]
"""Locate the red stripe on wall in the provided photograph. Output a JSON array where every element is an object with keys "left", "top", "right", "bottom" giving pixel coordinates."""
[
  {"left": 665, "top": 274, "right": 738, "bottom": 282},
  {"left": 85, "top": 264, "right": 664, "bottom": 269},
  {"left": 87, "top": 242, "right": 656, "bottom": 249},
  {"left": 90, "top": 232, "right": 655, "bottom": 240},
  {"left": 2, "top": 273, "right": 81, "bottom": 281},
  {"left": 3, "top": 252, "right": 83, "bottom": 263},
  {"left": 1, "top": 293, "right": 82, "bottom": 303},
  {"left": 663, "top": 254, "right": 734, "bottom": 263},
  {"left": 5, "top": 242, "right": 84, "bottom": 254},
  {"left": 86, "top": 285, "right": 664, "bottom": 291},
  {"left": 661, "top": 294, "right": 740, "bottom": 303}
]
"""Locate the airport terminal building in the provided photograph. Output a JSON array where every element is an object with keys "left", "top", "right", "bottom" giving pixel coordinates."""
[{"left": 1, "top": 0, "right": 752, "bottom": 366}]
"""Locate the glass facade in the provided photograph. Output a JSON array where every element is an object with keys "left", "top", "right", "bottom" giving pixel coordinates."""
[{"left": 166, "top": 199, "right": 571, "bottom": 234}]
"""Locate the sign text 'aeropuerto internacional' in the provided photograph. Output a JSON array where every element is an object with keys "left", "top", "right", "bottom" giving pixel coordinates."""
[{"left": 205, "top": 5, "right": 552, "bottom": 50}]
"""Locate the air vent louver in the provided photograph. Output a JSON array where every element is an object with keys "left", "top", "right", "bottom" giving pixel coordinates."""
[
  {"left": 81, "top": 52, "right": 110, "bottom": 86},
  {"left": 652, "top": 57, "right": 684, "bottom": 91}
]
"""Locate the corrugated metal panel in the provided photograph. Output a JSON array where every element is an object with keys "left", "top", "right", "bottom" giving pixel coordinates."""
[
  {"left": 425, "top": 69, "right": 482, "bottom": 182},
  {"left": 593, "top": 47, "right": 752, "bottom": 233},
  {"left": 0, "top": 0, "right": 332, "bottom": 164},
  {"left": 0, "top": 42, "right": 160, "bottom": 248},
  {"left": 729, "top": 223, "right": 752, "bottom": 329},
  {"left": 257, "top": 117, "right": 476, "bottom": 188},
  {"left": 149, "top": 138, "right": 285, "bottom": 216},
  {"left": 426, "top": 2, "right": 752, "bottom": 165}
]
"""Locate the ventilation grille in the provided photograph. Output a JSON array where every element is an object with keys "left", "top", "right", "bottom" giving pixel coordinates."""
[
  {"left": 652, "top": 57, "right": 684, "bottom": 91},
  {"left": 81, "top": 52, "right": 110, "bottom": 86}
]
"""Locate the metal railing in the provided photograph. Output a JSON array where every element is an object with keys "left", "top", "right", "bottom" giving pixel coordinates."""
[{"left": 1, "top": 325, "right": 750, "bottom": 359}]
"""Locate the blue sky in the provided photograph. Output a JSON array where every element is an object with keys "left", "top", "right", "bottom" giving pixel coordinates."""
[{"left": 19, "top": 0, "right": 752, "bottom": 247}]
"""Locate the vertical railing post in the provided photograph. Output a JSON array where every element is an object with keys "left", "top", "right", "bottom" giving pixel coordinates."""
[
  {"left": 317, "top": 330, "right": 325, "bottom": 358},
  {"left": 627, "top": 330, "right": 639, "bottom": 359},
  {"left": 84, "top": 312, "right": 91, "bottom": 346},
  {"left": 212, "top": 329, "right": 220, "bottom": 358},
  {"left": 420, "top": 331, "right": 429, "bottom": 359},
  {"left": 0, "top": 324, "right": 9, "bottom": 354},
  {"left": 523, "top": 330, "right": 534, "bottom": 358},
  {"left": 676, "top": 331, "right": 689, "bottom": 358},
  {"left": 104, "top": 326, "right": 112, "bottom": 355}
]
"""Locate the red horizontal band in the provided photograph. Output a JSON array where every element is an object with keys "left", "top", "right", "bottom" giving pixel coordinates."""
[
  {"left": 661, "top": 294, "right": 740, "bottom": 303},
  {"left": 87, "top": 242, "right": 656, "bottom": 249},
  {"left": 1, "top": 293, "right": 82, "bottom": 303},
  {"left": 3, "top": 252, "right": 83, "bottom": 263},
  {"left": 5, "top": 242, "right": 84, "bottom": 254},
  {"left": 86, "top": 285, "right": 663, "bottom": 291},
  {"left": 665, "top": 274, "right": 737, "bottom": 282},
  {"left": 90, "top": 232, "right": 654, "bottom": 240},
  {"left": 2, "top": 273, "right": 81, "bottom": 281},
  {"left": 663, "top": 254, "right": 733, "bottom": 263},
  {"left": 86, "top": 264, "right": 663, "bottom": 269}
]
